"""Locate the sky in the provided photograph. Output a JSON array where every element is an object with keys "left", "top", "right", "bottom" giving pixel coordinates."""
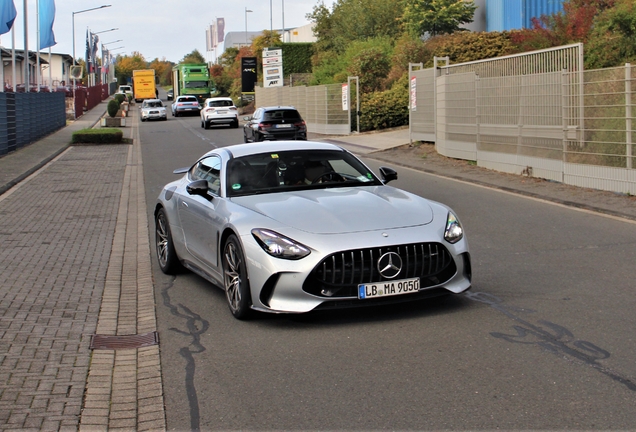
[{"left": 1, "top": 0, "right": 335, "bottom": 64}]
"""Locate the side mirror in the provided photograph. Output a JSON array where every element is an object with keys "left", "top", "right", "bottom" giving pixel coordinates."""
[
  {"left": 243, "top": 116, "right": 252, "bottom": 121},
  {"left": 186, "top": 179, "right": 210, "bottom": 198},
  {"left": 379, "top": 166, "right": 398, "bottom": 184}
]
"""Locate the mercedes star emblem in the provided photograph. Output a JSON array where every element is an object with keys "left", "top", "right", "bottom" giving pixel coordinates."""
[{"left": 377, "top": 252, "right": 402, "bottom": 279}]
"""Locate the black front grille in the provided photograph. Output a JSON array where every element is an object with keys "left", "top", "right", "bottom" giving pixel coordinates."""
[{"left": 304, "top": 243, "right": 457, "bottom": 298}]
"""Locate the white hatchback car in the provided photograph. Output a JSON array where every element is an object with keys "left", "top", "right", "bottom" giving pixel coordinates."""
[
  {"left": 140, "top": 99, "right": 167, "bottom": 121},
  {"left": 200, "top": 97, "right": 239, "bottom": 129}
]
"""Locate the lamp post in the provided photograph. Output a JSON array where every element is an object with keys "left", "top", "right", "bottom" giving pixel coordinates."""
[
  {"left": 72, "top": 5, "right": 111, "bottom": 90},
  {"left": 93, "top": 27, "right": 118, "bottom": 35},
  {"left": 245, "top": 8, "right": 252, "bottom": 46}
]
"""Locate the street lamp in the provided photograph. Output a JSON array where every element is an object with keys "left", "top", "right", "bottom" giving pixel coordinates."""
[
  {"left": 93, "top": 27, "right": 118, "bottom": 35},
  {"left": 102, "top": 40, "right": 122, "bottom": 46},
  {"left": 245, "top": 8, "right": 252, "bottom": 45},
  {"left": 72, "top": 5, "right": 111, "bottom": 90}
]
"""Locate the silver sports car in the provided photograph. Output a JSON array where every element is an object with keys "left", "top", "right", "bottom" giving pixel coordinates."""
[{"left": 155, "top": 141, "right": 471, "bottom": 319}]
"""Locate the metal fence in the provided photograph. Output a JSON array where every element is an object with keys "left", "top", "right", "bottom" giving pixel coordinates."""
[
  {"left": 410, "top": 43, "right": 635, "bottom": 195},
  {"left": 255, "top": 83, "right": 350, "bottom": 135},
  {"left": 0, "top": 92, "right": 66, "bottom": 156}
]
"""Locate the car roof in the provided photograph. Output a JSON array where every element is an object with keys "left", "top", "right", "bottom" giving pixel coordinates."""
[
  {"left": 205, "top": 97, "right": 233, "bottom": 102},
  {"left": 144, "top": 99, "right": 162, "bottom": 103},
  {"left": 210, "top": 141, "right": 345, "bottom": 159}
]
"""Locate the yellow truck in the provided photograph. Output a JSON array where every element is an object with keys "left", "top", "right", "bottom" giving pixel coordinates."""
[{"left": 132, "top": 69, "right": 157, "bottom": 103}]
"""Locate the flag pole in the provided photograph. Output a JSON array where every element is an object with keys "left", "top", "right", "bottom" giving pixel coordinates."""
[
  {"left": 36, "top": 0, "right": 41, "bottom": 91},
  {"left": 23, "top": 0, "right": 29, "bottom": 90}
]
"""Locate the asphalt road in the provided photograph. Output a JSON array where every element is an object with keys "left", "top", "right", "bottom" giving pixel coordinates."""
[{"left": 139, "top": 108, "right": 636, "bottom": 430}]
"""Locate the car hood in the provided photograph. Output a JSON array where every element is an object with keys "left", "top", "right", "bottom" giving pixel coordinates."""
[{"left": 233, "top": 186, "right": 434, "bottom": 234}]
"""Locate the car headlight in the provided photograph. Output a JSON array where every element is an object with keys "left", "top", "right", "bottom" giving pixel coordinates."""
[
  {"left": 444, "top": 212, "right": 464, "bottom": 244},
  {"left": 251, "top": 229, "right": 310, "bottom": 260}
]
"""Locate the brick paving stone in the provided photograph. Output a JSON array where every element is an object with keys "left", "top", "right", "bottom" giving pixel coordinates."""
[{"left": 0, "top": 146, "right": 128, "bottom": 430}]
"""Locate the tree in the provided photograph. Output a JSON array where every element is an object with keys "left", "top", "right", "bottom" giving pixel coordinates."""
[
  {"left": 251, "top": 30, "right": 282, "bottom": 64},
  {"left": 401, "top": 0, "right": 477, "bottom": 37},
  {"left": 115, "top": 52, "right": 147, "bottom": 84},
  {"left": 148, "top": 57, "right": 173, "bottom": 86},
  {"left": 307, "top": 0, "right": 404, "bottom": 55},
  {"left": 180, "top": 49, "right": 206, "bottom": 64}
]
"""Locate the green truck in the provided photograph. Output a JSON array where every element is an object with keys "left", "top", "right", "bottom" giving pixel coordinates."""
[{"left": 172, "top": 63, "right": 215, "bottom": 105}]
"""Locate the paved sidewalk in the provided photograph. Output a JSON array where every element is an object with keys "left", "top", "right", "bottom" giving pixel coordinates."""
[{"left": 0, "top": 103, "right": 165, "bottom": 430}]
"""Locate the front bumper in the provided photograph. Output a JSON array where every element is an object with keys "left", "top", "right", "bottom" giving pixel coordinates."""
[{"left": 240, "top": 227, "right": 471, "bottom": 314}]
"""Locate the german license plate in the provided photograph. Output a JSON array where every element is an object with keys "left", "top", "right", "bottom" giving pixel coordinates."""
[
  {"left": 358, "top": 278, "right": 420, "bottom": 299},
  {"left": 275, "top": 124, "right": 292, "bottom": 128}
]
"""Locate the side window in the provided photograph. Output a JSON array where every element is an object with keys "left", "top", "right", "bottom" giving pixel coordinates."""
[{"left": 190, "top": 155, "right": 221, "bottom": 195}]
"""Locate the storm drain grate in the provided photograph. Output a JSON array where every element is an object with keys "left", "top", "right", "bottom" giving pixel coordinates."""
[{"left": 90, "top": 331, "right": 159, "bottom": 350}]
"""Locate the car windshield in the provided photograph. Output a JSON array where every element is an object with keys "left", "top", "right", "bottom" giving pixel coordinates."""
[
  {"left": 226, "top": 149, "right": 381, "bottom": 197},
  {"left": 208, "top": 100, "right": 233, "bottom": 107},
  {"left": 146, "top": 101, "right": 162, "bottom": 107},
  {"left": 184, "top": 81, "right": 208, "bottom": 89},
  {"left": 262, "top": 110, "right": 300, "bottom": 121},
  {"left": 179, "top": 97, "right": 198, "bottom": 103}
]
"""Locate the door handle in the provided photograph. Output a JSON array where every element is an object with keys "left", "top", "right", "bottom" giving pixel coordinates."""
[{"left": 182, "top": 202, "right": 189, "bottom": 208}]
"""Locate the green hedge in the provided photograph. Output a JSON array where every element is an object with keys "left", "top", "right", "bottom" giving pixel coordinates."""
[
  {"left": 71, "top": 128, "right": 124, "bottom": 144},
  {"left": 359, "top": 76, "right": 409, "bottom": 132}
]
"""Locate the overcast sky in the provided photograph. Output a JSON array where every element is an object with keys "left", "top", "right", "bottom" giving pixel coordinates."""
[{"left": 1, "top": 0, "right": 335, "bottom": 63}]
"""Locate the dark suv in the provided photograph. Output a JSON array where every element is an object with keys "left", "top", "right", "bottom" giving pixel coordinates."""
[{"left": 243, "top": 106, "right": 307, "bottom": 142}]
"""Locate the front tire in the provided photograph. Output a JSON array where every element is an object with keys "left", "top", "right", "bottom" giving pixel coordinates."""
[
  {"left": 222, "top": 234, "right": 252, "bottom": 319},
  {"left": 155, "top": 208, "right": 180, "bottom": 274}
]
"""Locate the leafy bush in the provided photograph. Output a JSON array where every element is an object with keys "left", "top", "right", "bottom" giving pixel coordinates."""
[
  {"left": 359, "top": 75, "right": 409, "bottom": 131},
  {"left": 114, "top": 93, "right": 126, "bottom": 104},
  {"left": 71, "top": 128, "right": 124, "bottom": 144},
  {"left": 347, "top": 47, "right": 391, "bottom": 93},
  {"left": 107, "top": 99, "right": 120, "bottom": 118},
  {"left": 422, "top": 31, "right": 513, "bottom": 67}
]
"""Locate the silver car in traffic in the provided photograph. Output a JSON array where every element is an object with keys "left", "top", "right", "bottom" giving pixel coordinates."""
[{"left": 154, "top": 141, "right": 471, "bottom": 319}]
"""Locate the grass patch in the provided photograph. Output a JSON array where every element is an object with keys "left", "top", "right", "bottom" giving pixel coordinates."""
[{"left": 71, "top": 128, "right": 126, "bottom": 144}]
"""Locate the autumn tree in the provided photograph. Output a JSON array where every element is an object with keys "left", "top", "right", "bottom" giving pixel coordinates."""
[
  {"left": 115, "top": 52, "right": 147, "bottom": 84},
  {"left": 148, "top": 57, "right": 173, "bottom": 86},
  {"left": 402, "top": 0, "right": 477, "bottom": 37}
]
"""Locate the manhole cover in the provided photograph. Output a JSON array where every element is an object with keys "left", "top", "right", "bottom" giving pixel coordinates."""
[{"left": 90, "top": 332, "right": 159, "bottom": 350}]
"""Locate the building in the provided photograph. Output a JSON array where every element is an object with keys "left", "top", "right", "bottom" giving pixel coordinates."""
[
  {"left": 1, "top": 48, "right": 73, "bottom": 90},
  {"left": 485, "top": 0, "right": 565, "bottom": 32}
]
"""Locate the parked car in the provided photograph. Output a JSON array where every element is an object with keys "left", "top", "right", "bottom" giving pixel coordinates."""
[
  {"left": 154, "top": 141, "right": 471, "bottom": 319},
  {"left": 171, "top": 95, "right": 201, "bottom": 117},
  {"left": 243, "top": 106, "right": 307, "bottom": 142},
  {"left": 166, "top": 89, "right": 174, "bottom": 100},
  {"left": 200, "top": 97, "right": 239, "bottom": 129},
  {"left": 118, "top": 85, "right": 133, "bottom": 100},
  {"left": 140, "top": 99, "right": 167, "bottom": 121}
]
